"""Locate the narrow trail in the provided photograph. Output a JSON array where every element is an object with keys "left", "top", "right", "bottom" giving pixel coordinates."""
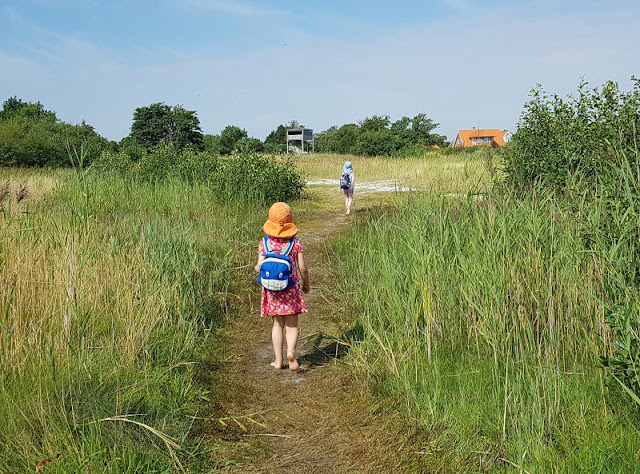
[{"left": 207, "top": 199, "right": 425, "bottom": 473}]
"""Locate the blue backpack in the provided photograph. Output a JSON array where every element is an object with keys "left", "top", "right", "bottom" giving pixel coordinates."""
[
  {"left": 340, "top": 172, "right": 352, "bottom": 189},
  {"left": 256, "top": 237, "right": 296, "bottom": 292}
]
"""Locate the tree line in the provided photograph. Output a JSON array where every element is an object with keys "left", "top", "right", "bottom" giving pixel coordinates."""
[
  {"left": 0, "top": 97, "right": 449, "bottom": 167},
  {"left": 315, "top": 113, "right": 448, "bottom": 155}
]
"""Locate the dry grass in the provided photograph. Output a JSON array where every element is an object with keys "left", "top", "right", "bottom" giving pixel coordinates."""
[
  {"left": 294, "top": 151, "right": 498, "bottom": 194},
  {"left": 97, "top": 416, "right": 186, "bottom": 473},
  {"left": 0, "top": 208, "right": 180, "bottom": 371},
  {"left": 0, "top": 168, "right": 61, "bottom": 207}
]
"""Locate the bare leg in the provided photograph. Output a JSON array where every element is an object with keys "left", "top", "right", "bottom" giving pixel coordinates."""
[
  {"left": 285, "top": 314, "right": 300, "bottom": 371},
  {"left": 271, "top": 315, "right": 285, "bottom": 369},
  {"left": 344, "top": 188, "right": 353, "bottom": 214}
]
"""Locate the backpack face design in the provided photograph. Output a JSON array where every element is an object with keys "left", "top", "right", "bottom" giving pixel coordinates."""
[
  {"left": 257, "top": 237, "right": 296, "bottom": 292},
  {"left": 340, "top": 172, "right": 352, "bottom": 189}
]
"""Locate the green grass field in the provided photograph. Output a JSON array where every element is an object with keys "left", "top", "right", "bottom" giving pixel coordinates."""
[
  {"left": 0, "top": 168, "right": 265, "bottom": 472},
  {"left": 317, "top": 151, "right": 640, "bottom": 472},
  {"left": 1, "top": 149, "right": 639, "bottom": 472}
]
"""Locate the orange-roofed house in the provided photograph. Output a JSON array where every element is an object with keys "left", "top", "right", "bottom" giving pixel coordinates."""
[{"left": 450, "top": 127, "right": 512, "bottom": 148}]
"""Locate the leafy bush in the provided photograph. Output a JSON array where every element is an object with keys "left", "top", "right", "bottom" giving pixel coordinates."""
[
  {"left": 0, "top": 116, "right": 63, "bottom": 166},
  {"left": 505, "top": 78, "right": 640, "bottom": 189},
  {"left": 91, "top": 150, "right": 135, "bottom": 176},
  {"left": 136, "top": 143, "right": 184, "bottom": 181},
  {"left": 440, "top": 143, "right": 486, "bottom": 156},
  {"left": 0, "top": 98, "right": 113, "bottom": 167},
  {"left": 211, "top": 153, "right": 305, "bottom": 204},
  {"left": 91, "top": 145, "right": 305, "bottom": 204},
  {"left": 508, "top": 79, "right": 640, "bottom": 407}
]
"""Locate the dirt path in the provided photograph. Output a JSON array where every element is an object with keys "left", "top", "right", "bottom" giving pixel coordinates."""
[{"left": 205, "top": 197, "right": 426, "bottom": 473}]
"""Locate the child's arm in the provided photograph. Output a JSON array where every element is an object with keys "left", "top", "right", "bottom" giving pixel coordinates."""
[
  {"left": 254, "top": 255, "right": 265, "bottom": 273},
  {"left": 297, "top": 251, "right": 310, "bottom": 293}
]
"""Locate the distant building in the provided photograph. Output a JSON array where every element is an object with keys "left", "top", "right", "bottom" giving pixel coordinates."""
[
  {"left": 450, "top": 127, "right": 512, "bottom": 148},
  {"left": 286, "top": 123, "right": 314, "bottom": 154}
]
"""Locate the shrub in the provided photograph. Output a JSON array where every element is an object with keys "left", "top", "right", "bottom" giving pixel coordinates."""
[
  {"left": 91, "top": 150, "right": 133, "bottom": 176},
  {"left": 90, "top": 145, "right": 305, "bottom": 204},
  {"left": 505, "top": 78, "right": 640, "bottom": 189},
  {"left": 211, "top": 153, "right": 305, "bottom": 204},
  {"left": 0, "top": 98, "right": 113, "bottom": 167},
  {"left": 0, "top": 117, "right": 63, "bottom": 166}
]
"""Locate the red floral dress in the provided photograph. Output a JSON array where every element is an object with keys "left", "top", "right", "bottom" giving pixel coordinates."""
[{"left": 258, "top": 237, "right": 308, "bottom": 317}]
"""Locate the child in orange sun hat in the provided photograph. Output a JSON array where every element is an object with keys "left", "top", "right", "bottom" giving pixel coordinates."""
[{"left": 255, "top": 202, "right": 309, "bottom": 371}]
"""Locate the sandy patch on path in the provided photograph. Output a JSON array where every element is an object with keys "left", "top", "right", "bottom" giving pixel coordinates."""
[{"left": 307, "top": 179, "right": 414, "bottom": 193}]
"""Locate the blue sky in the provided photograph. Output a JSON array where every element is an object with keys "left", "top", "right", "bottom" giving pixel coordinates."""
[{"left": 1, "top": 0, "right": 639, "bottom": 142}]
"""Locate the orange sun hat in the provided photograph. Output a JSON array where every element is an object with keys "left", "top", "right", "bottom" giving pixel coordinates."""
[{"left": 263, "top": 202, "right": 298, "bottom": 238}]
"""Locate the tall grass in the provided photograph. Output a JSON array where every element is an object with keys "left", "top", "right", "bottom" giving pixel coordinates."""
[
  {"left": 93, "top": 146, "right": 306, "bottom": 204},
  {"left": 0, "top": 168, "right": 265, "bottom": 472},
  {"left": 332, "top": 172, "right": 640, "bottom": 470},
  {"left": 296, "top": 149, "right": 499, "bottom": 193}
]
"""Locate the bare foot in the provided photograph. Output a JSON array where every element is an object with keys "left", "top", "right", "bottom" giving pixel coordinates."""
[
  {"left": 270, "top": 361, "right": 282, "bottom": 370},
  {"left": 287, "top": 353, "right": 299, "bottom": 372}
]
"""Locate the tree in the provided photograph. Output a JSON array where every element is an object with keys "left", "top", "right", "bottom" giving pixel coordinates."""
[
  {"left": 203, "top": 134, "right": 223, "bottom": 154},
  {"left": 358, "top": 115, "right": 390, "bottom": 132},
  {"left": 58, "top": 120, "right": 114, "bottom": 164},
  {"left": 219, "top": 125, "right": 248, "bottom": 154},
  {"left": 353, "top": 129, "right": 401, "bottom": 156},
  {"left": 129, "top": 102, "right": 203, "bottom": 150},
  {"left": 0, "top": 117, "right": 62, "bottom": 166},
  {"left": 316, "top": 113, "right": 446, "bottom": 156},
  {"left": 0, "top": 97, "right": 111, "bottom": 167},
  {"left": 390, "top": 114, "right": 440, "bottom": 145},
  {"left": 236, "top": 137, "right": 264, "bottom": 153},
  {"left": 333, "top": 124, "right": 360, "bottom": 154},
  {"left": 410, "top": 113, "right": 439, "bottom": 143},
  {"left": 264, "top": 125, "right": 287, "bottom": 153},
  {"left": 390, "top": 116, "right": 412, "bottom": 142},
  {"left": 0, "top": 97, "right": 57, "bottom": 122}
]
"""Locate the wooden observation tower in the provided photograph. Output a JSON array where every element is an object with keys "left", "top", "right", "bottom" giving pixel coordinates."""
[{"left": 286, "top": 122, "right": 314, "bottom": 154}]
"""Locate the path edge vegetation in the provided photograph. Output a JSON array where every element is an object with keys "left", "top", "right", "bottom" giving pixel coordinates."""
[
  {"left": 320, "top": 79, "right": 640, "bottom": 471},
  {"left": 1, "top": 76, "right": 640, "bottom": 471},
  {"left": 0, "top": 150, "right": 304, "bottom": 471}
]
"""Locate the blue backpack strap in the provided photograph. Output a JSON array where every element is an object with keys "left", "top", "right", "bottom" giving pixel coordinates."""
[
  {"left": 264, "top": 237, "right": 295, "bottom": 256},
  {"left": 263, "top": 236, "right": 271, "bottom": 254}
]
